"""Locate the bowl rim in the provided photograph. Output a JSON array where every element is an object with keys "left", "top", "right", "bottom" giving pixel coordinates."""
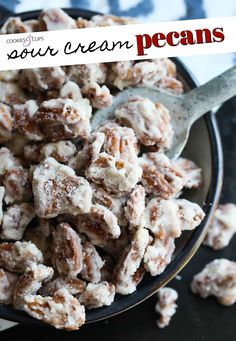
[{"left": 0, "top": 8, "right": 223, "bottom": 326}]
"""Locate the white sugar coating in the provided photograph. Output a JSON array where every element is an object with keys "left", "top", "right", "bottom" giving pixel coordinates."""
[
  {"left": 140, "top": 198, "right": 182, "bottom": 239},
  {"left": 115, "top": 96, "right": 173, "bottom": 149},
  {"left": 0, "top": 203, "right": 35, "bottom": 240},
  {"left": 79, "top": 282, "right": 115, "bottom": 308},
  {"left": 144, "top": 237, "right": 175, "bottom": 276},
  {"left": 24, "top": 288, "right": 85, "bottom": 330},
  {"left": 204, "top": 204, "right": 236, "bottom": 250},
  {"left": 0, "top": 241, "right": 43, "bottom": 273},
  {"left": 0, "top": 147, "right": 20, "bottom": 176},
  {"left": 59, "top": 81, "right": 83, "bottom": 102},
  {"left": 0, "top": 268, "right": 18, "bottom": 304},
  {"left": 40, "top": 8, "right": 77, "bottom": 31},
  {"left": 155, "top": 287, "right": 178, "bottom": 328},
  {"left": 175, "top": 198, "right": 205, "bottom": 231},
  {"left": 191, "top": 259, "right": 236, "bottom": 306},
  {"left": 33, "top": 157, "right": 92, "bottom": 218}
]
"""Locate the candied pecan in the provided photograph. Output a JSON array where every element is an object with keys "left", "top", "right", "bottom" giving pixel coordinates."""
[
  {"left": 139, "top": 152, "right": 184, "bottom": 199},
  {"left": 77, "top": 14, "right": 136, "bottom": 28},
  {"left": 74, "top": 204, "right": 120, "bottom": 247},
  {"left": 115, "top": 96, "right": 173, "bottom": 149},
  {"left": 3, "top": 166, "right": 32, "bottom": 204},
  {"left": 59, "top": 81, "right": 83, "bottom": 102},
  {"left": 175, "top": 157, "right": 203, "bottom": 189},
  {"left": 33, "top": 157, "right": 92, "bottom": 218},
  {"left": 52, "top": 223, "right": 83, "bottom": 277},
  {"left": 0, "top": 81, "right": 27, "bottom": 105},
  {"left": 41, "top": 140, "right": 76, "bottom": 162},
  {"left": 40, "top": 276, "right": 86, "bottom": 296},
  {"left": 102, "top": 226, "right": 130, "bottom": 259},
  {"left": 67, "top": 63, "right": 107, "bottom": 87},
  {"left": 114, "top": 228, "right": 149, "bottom": 294},
  {"left": 111, "top": 58, "right": 183, "bottom": 94},
  {"left": 68, "top": 132, "right": 105, "bottom": 173},
  {"left": 175, "top": 198, "right": 205, "bottom": 231},
  {"left": 0, "top": 268, "right": 18, "bottom": 304},
  {"left": 0, "top": 241, "right": 43, "bottom": 273},
  {"left": 191, "top": 259, "right": 236, "bottom": 306},
  {"left": 125, "top": 185, "right": 145, "bottom": 229},
  {"left": 0, "top": 17, "right": 29, "bottom": 34},
  {"left": 98, "top": 121, "right": 139, "bottom": 163},
  {"left": 13, "top": 100, "right": 43, "bottom": 141},
  {"left": 81, "top": 240, "right": 104, "bottom": 283},
  {"left": 0, "top": 203, "right": 35, "bottom": 240},
  {"left": 204, "top": 204, "right": 236, "bottom": 250},
  {"left": 144, "top": 237, "right": 175, "bottom": 276},
  {"left": 24, "top": 219, "right": 53, "bottom": 266},
  {"left": 82, "top": 82, "right": 113, "bottom": 109},
  {"left": 0, "top": 103, "right": 14, "bottom": 143},
  {"left": 39, "top": 8, "right": 77, "bottom": 31},
  {"left": 13, "top": 263, "right": 54, "bottom": 309},
  {"left": 0, "top": 147, "right": 20, "bottom": 176},
  {"left": 0, "top": 186, "right": 5, "bottom": 225},
  {"left": 86, "top": 152, "right": 142, "bottom": 195},
  {"left": 79, "top": 282, "right": 115, "bottom": 308},
  {"left": 141, "top": 198, "right": 182, "bottom": 239},
  {"left": 19, "top": 67, "right": 66, "bottom": 93},
  {"left": 155, "top": 287, "right": 178, "bottom": 328},
  {"left": 92, "top": 184, "right": 127, "bottom": 226},
  {"left": 34, "top": 98, "right": 91, "bottom": 141},
  {"left": 24, "top": 288, "right": 85, "bottom": 330}
]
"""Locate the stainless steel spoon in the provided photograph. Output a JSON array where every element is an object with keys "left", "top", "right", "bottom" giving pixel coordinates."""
[{"left": 92, "top": 66, "right": 236, "bottom": 159}]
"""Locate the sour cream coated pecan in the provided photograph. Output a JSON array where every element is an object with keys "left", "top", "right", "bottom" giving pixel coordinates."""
[
  {"left": 111, "top": 59, "right": 183, "bottom": 94},
  {"left": 0, "top": 203, "right": 35, "bottom": 240},
  {"left": 86, "top": 152, "right": 142, "bottom": 194},
  {"left": 79, "top": 282, "right": 115, "bottom": 309},
  {"left": 92, "top": 184, "right": 127, "bottom": 226},
  {"left": 0, "top": 268, "right": 18, "bottom": 304},
  {"left": 204, "top": 204, "right": 236, "bottom": 250},
  {"left": 13, "top": 263, "right": 54, "bottom": 309},
  {"left": 0, "top": 241, "right": 43, "bottom": 273},
  {"left": 175, "top": 157, "right": 203, "bottom": 189},
  {"left": 175, "top": 198, "right": 205, "bottom": 231},
  {"left": 140, "top": 198, "right": 182, "bottom": 239},
  {"left": 82, "top": 82, "right": 113, "bottom": 109},
  {"left": 34, "top": 98, "right": 91, "bottom": 142},
  {"left": 75, "top": 204, "right": 120, "bottom": 247},
  {"left": 81, "top": 240, "right": 104, "bottom": 283},
  {"left": 40, "top": 276, "right": 86, "bottom": 296},
  {"left": 67, "top": 63, "right": 107, "bottom": 87},
  {"left": 144, "top": 237, "right": 175, "bottom": 276},
  {"left": 77, "top": 14, "right": 136, "bottom": 28},
  {"left": 191, "top": 259, "right": 236, "bottom": 306},
  {"left": 33, "top": 157, "right": 92, "bottom": 218},
  {"left": 24, "top": 288, "right": 85, "bottom": 330},
  {"left": 155, "top": 287, "right": 178, "bottom": 328},
  {"left": 125, "top": 185, "right": 146, "bottom": 230},
  {"left": 19, "top": 67, "right": 66, "bottom": 93},
  {"left": 139, "top": 152, "right": 184, "bottom": 198},
  {"left": 114, "top": 228, "right": 150, "bottom": 294},
  {"left": 39, "top": 8, "right": 77, "bottom": 31},
  {"left": 52, "top": 223, "right": 83, "bottom": 278},
  {"left": 115, "top": 96, "right": 173, "bottom": 149}
]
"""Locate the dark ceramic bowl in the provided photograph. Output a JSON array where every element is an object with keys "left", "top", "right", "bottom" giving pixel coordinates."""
[{"left": 0, "top": 8, "right": 223, "bottom": 326}]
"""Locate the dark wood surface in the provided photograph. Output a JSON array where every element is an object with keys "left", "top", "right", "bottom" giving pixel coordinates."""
[{"left": 1, "top": 98, "right": 235, "bottom": 341}]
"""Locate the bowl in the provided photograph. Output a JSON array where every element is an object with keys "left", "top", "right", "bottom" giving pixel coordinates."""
[{"left": 0, "top": 8, "right": 223, "bottom": 326}]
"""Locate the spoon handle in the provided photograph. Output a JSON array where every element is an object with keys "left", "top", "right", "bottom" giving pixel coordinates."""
[{"left": 183, "top": 66, "right": 236, "bottom": 122}]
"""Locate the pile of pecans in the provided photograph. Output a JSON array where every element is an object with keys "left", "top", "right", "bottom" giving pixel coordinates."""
[{"left": 0, "top": 8, "right": 205, "bottom": 330}]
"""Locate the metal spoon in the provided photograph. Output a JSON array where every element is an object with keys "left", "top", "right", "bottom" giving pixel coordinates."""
[{"left": 92, "top": 66, "right": 236, "bottom": 159}]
